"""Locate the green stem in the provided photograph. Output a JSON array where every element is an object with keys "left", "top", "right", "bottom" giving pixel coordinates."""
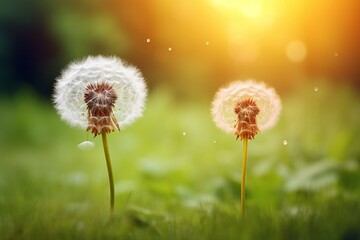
[
  {"left": 241, "top": 138, "right": 248, "bottom": 217},
  {"left": 101, "top": 132, "right": 115, "bottom": 217}
]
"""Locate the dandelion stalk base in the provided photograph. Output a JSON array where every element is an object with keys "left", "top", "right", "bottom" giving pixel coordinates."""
[
  {"left": 241, "top": 138, "right": 248, "bottom": 217},
  {"left": 101, "top": 132, "right": 115, "bottom": 217}
]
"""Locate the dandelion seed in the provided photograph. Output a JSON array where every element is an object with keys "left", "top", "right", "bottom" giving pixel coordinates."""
[
  {"left": 77, "top": 141, "right": 95, "bottom": 150},
  {"left": 53, "top": 55, "right": 147, "bottom": 218},
  {"left": 211, "top": 80, "right": 281, "bottom": 216}
]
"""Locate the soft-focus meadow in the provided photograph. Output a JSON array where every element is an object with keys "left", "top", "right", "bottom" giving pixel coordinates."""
[
  {"left": 1, "top": 82, "right": 359, "bottom": 239},
  {"left": 1, "top": 0, "right": 360, "bottom": 239}
]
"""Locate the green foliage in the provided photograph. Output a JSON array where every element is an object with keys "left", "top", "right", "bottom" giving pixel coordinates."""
[{"left": 0, "top": 82, "right": 359, "bottom": 239}]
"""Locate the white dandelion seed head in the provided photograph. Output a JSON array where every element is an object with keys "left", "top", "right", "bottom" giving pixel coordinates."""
[
  {"left": 53, "top": 55, "right": 147, "bottom": 130},
  {"left": 211, "top": 80, "right": 281, "bottom": 133}
]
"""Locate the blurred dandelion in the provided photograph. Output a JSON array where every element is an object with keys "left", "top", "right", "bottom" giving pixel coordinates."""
[
  {"left": 211, "top": 80, "right": 281, "bottom": 216},
  {"left": 53, "top": 55, "right": 147, "bottom": 217}
]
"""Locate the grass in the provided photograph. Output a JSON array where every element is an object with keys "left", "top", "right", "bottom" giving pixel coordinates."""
[{"left": 0, "top": 81, "right": 359, "bottom": 239}]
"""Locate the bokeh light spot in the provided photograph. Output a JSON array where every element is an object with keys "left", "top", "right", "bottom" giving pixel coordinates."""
[{"left": 286, "top": 40, "right": 307, "bottom": 62}]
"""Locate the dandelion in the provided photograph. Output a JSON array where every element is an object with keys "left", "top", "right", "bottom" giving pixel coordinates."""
[
  {"left": 211, "top": 80, "right": 281, "bottom": 216},
  {"left": 53, "top": 55, "right": 147, "bottom": 217}
]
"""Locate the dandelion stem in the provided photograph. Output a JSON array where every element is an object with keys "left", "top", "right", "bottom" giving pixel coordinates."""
[
  {"left": 241, "top": 138, "right": 248, "bottom": 216},
  {"left": 101, "top": 132, "right": 115, "bottom": 217}
]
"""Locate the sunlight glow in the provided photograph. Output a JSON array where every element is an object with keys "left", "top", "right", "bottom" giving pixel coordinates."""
[{"left": 212, "top": 0, "right": 263, "bottom": 18}]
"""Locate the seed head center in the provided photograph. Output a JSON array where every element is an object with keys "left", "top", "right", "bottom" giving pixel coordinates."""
[
  {"left": 234, "top": 99, "right": 260, "bottom": 140},
  {"left": 84, "top": 82, "right": 120, "bottom": 137}
]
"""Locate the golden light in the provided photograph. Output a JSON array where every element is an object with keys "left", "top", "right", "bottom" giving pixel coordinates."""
[
  {"left": 209, "top": 0, "right": 281, "bottom": 33},
  {"left": 211, "top": 0, "right": 263, "bottom": 18},
  {"left": 228, "top": 28, "right": 259, "bottom": 63}
]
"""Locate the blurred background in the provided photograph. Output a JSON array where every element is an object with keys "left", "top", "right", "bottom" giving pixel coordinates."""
[
  {"left": 1, "top": 0, "right": 360, "bottom": 98},
  {"left": 0, "top": 0, "right": 360, "bottom": 237}
]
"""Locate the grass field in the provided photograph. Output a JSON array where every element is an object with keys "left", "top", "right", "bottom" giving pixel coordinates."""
[{"left": 0, "top": 81, "right": 359, "bottom": 239}]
